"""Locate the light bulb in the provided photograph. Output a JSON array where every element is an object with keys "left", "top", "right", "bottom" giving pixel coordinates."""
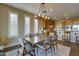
[
  {"left": 50, "top": 8, "right": 53, "bottom": 11},
  {"left": 38, "top": 14, "right": 41, "bottom": 17},
  {"left": 42, "top": 15, "right": 44, "bottom": 18},
  {"left": 34, "top": 15, "right": 37, "bottom": 18},
  {"left": 45, "top": 16, "right": 47, "bottom": 19}
]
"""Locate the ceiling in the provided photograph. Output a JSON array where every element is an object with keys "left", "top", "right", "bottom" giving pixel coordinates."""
[{"left": 5, "top": 3, "right": 79, "bottom": 20}]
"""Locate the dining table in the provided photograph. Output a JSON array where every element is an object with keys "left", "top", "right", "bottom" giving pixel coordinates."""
[
  {"left": 22, "top": 35, "right": 57, "bottom": 56},
  {"left": 23, "top": 36, "right": 45, "bottom": 45},
  {"left": 22, "top": 36, "right": 45, "bottom": 56}
]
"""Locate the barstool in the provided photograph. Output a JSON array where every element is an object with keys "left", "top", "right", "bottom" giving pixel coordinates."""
[
  {"left": 75, "top": 33, "right": 79, "bottom": 44},
  {"left": 63, "top": 31, "right": 71, "bottom": 43}
]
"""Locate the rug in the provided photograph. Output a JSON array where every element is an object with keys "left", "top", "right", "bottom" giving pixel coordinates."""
[{"left": 5, "top": 44, "right": 71, "bottom": 56}]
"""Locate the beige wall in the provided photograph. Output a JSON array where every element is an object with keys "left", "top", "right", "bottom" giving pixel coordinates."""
[
  {"left": 0, "top": 4, "right": 35, "bottom": 47},
  {"left": 0, "top": 4, "right": 8, "bottom": 37}
]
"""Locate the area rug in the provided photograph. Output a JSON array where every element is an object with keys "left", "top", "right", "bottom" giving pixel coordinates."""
[
  {"left": 53, "top": 44, "right": 71, "bottom": 56},
  {"left": 5, "top": 44, "right": 71, "bottom": 56},
  {"left": 36, "top": 44, "right": 71, "bottom": 56}
]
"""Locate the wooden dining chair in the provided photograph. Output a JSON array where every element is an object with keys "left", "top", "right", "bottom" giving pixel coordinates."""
[{"left": 17, "top": 38, "right": 35, "bottom": 56}]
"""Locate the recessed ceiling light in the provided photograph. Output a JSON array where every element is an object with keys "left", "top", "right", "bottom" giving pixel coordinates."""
[
  {"left": 64, "top": 14, "right": 68, "bottom": 17},
  {"left": 65, "top": 16, "right": 69, "bottom": 19},
  {"left": 50, "top": 8, "right": 53, "bottom": 11}
]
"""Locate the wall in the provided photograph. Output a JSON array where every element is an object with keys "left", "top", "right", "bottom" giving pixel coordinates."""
[{"left": 0, "top": 4, "right": 8, "bottom": 37}]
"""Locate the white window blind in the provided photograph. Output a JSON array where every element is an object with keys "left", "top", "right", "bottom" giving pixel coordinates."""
[
  {"left": 34, "top": 19, "right": 39, "bottom": 43},
  {"left": 9, "top": 13, "right": 18, "bottom": 37},
  {"left": 34, "top": 19, "right": 38, "bottom": 33},
  {"left": 24, "top": 16, "right": 30, "bottom": 35}
]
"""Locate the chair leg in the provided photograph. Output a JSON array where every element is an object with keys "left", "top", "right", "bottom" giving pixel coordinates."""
[
  {"left": 56, "top": 43, "right": 58, "bottom": 50},
  {"left": 29, "top": 52, "right": 34, "bottom": 56},
  {"left": 51, "top": 46, "right": 53, "bottom": 55},
  {"left": 33, "top": 49, "right": 36, "bottom": 56},
  {"left": 45, "top": 50, "right": 47, "bottom": 56},
  {"left": 23, "top": 47, "right": 27, "bottom": 56},
  {"left": 53, "top": 45, "right": 55, "bottom": 54},
  {"left": 17, "top": 50, "right": 19, "bottom": 56},
  {"left": 37, "top": 47, "right": 38, "bottom": 56}
]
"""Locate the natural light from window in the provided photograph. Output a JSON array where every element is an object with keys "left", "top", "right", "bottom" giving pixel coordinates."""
[
  {"left": 24, "top": 16, "right": 30, "bottom": 41},
  {"left": 9, "top": 12, "right": 18, "bottom": 37},
  {"left": 34, "top": 19, "right": 39, "bottom": 43}
]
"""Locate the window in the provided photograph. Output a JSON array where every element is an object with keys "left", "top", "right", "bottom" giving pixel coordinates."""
[
  {"left": 73, "top": 24, "right": 79, "bottom": 31},
  {"left": 24, "top": 16, "right": 30, "bottom": 35},
  {"left": 34, "top": 19, "right": 39, "bottom": 43},
  {"left": 8, "top": 12, "right": 18, "bottom": 37},
  {"left": 34, "top": 19, "right": 38, "bottom": 33}
]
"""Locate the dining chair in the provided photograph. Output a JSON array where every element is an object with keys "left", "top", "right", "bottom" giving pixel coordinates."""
[
  {"left": 62, "top": 31, "right": 71, "bottom": 43},
  {"left": 49, "top": 31, "right": 58, "bottom": 54},
  {"left": 75, "top": 32, "right": 79, "bottom": 44},
  {"left": 17, "top": 38, "right": 35, "bottom": 56},
  {"left": 36, "top": 36, "right": 53, "bottom": 56}
]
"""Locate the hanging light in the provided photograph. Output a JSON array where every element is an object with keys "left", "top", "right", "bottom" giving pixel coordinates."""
[
  {"left": 38, "top": 13, "right": 41, "bottom": 17},
  {"left": 34, "top": 15, "right": 37, "bottom": 18},
  {"left": 45, "top": 16, "right": 48, "bottom": 19},
  {"left": 64, "top": 14, "right": 69, "bottom": 20},
  {"left": 42, "top": 15, "right": 44, "bottom": 18},
  {"left": 36, "top": 3, "right": 50, "bottom": 20}
]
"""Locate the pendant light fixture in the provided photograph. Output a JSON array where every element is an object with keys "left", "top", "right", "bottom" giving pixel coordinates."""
[{"left": 35, "top": 3, "right": 50, "bottom": 20}]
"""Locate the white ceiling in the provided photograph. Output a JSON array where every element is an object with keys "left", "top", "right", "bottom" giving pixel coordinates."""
[{"left": 5, "top": 3, "right": 79, "bottom": 20}]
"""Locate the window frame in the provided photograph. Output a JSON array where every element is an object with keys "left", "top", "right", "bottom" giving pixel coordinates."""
[
  {"left": 8, "top": 11, "right": 18, "bottom": 38},
  {"left": 34, "top": 19, "right": 39, "bottom": 34},
  {"left": 24, "top": 15, "right": 30, "bottom": 36}
]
